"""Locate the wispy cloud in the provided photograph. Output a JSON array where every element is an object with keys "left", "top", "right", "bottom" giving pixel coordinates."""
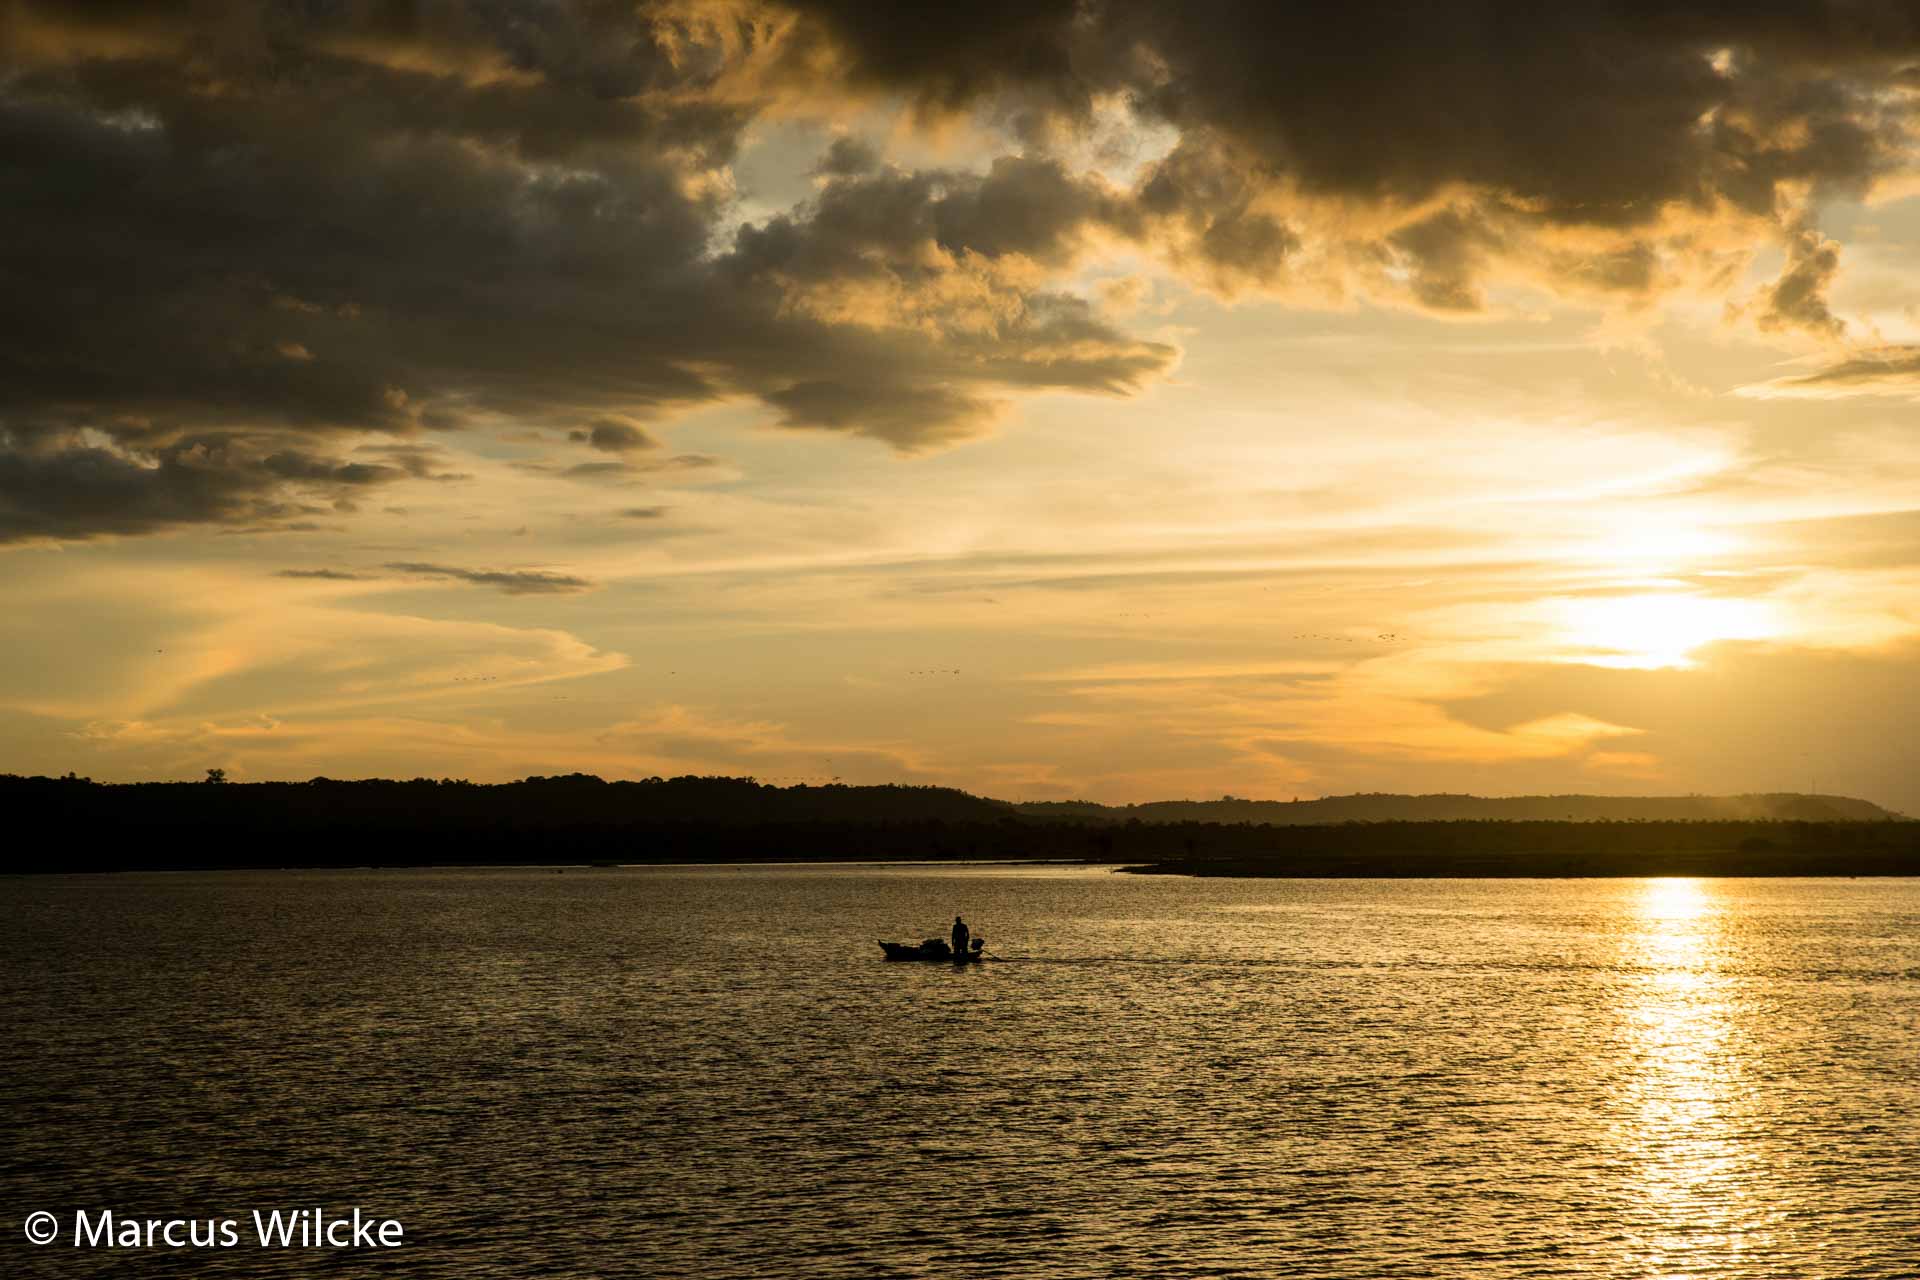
[
  {"left": 1738, "top": 346, "right": 1920, "bottom": 400},
  {"left": 276, "top": 568, "right": 376, "bottom": 582},
  {"left": 384, "top": 563, "right": 594, "bottom": 595}
]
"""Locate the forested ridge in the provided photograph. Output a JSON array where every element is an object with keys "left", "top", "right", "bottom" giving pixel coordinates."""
[{"left": 4, "top": 773, "right": 1912, "bottom": 875}]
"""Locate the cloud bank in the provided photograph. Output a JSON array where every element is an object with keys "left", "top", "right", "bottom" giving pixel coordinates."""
[{"left": 3, "top": 0, "right": 1917, "bottom": 540}]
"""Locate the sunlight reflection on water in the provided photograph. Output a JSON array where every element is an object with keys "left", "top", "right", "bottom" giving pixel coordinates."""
[{"left": 1612, "top": 878, "right": 1775, "bottom": 1275}]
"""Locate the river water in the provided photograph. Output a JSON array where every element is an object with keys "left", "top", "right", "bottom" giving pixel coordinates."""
[{"left": 3, "top": 866, "right": 1917, "bottom": 1277}]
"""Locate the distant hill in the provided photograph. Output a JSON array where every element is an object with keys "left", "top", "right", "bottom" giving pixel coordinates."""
[
  {"left": 2, "top": 772, "right": 1908, "bottom": 873},
  {"left": 6, "top": 773, "right": 1897, "bottom": 833},
  {"left": 1013, "top": 792, "right": 1900, "bottom": 824},
  {"left": 1, "top": 772, "right": 1014, "bottom": 830}
]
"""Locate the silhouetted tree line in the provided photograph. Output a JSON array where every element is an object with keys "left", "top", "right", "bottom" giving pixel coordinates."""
[
  {"left": 1017, "top": 790, "right": 1895, "bottom": 823},
  {"left": 3, "top": 773, "right": 1915, "bottom": 875}
]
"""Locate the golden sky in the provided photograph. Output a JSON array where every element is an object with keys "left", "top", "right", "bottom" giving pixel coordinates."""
[{"left": 2, "top": 1, "right": 1918, "bottom": 808}]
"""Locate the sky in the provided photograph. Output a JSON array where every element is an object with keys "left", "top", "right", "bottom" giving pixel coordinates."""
[{"left": 2, "top": 1, "right": 1919, "bottom": 810}]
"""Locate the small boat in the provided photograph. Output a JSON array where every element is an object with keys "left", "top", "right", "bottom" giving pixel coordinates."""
[{"left": 879, "top": 938, "right": 986, "bottom": 963}]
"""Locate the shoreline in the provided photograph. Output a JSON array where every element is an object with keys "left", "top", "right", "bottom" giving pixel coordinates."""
[
  {"left": 5, "top": 857, "right": 1122, "bottom": 877},
  {"left": 11, "top": 858, "right": 1918, "bottom": 879},
  {"left": 1119, "top": 851, "right": 1920, "bottom": 878}
]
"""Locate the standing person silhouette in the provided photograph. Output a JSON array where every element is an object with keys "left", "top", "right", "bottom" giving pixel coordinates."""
[{"left": 951, "top": 915, "right": 970, "bottom": 956}]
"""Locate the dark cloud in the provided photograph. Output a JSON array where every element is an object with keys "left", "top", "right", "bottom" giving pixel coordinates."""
[
  {"left": 1130, "top": 140, "right": 1298, "bottom": 291},
  {"left": 563, "top": 461, "right": 646, "bottom": 480},
  {"left": 783, "top": 0, "right": 1917, "bottom": 224},
  {"left": 815, "top": 135, "right": 880, "bottom": 177},
  {"left": 6, "top": 0, "right": 1920, "bottom": 542},
  {"left": 0, "top": 435, "right": 419, "bottom": 544},
  {"left": 568, "top": 420, "right": 660, "bottom": 453},
  {"left": 724, "top": 155, "right": 1114, "bottom": 279},
  {"left": 0, "top": 443, "right": 278, "bottom": 543},
  {"left": 773, "top": 0, "right": 1088, "bottom": 116},
  {"left": 276, "top": 568, "right": 375, "bottom": 581},
  {"left": 355, "top": 444, "right": 471, "bottom": 482},
  {"left": 735, "top": 147, "right": 1294, "bottom": 299},
  {"left": 0, "top": 3, "right": 1181, "bottom": 541},
  {"left": 619, "top": 507, "right": 670, "bottom": 520},
  {"left": 775, "top": 0, "right": 1917, "bottom": 311},
  {"left": 1756, "top": 223, "right": 1847, "bottom": 338},
  {"left": 260, "top": 452, "right": 406, "bottom": 488},
  {"left": 383, "top": 562, "right": 594, "bottom": 595},
  {"left": 1739, "top": 345, "right": 1920, "bottom": 398},
  {"left": 1388, "top": 208, "right": 1503, "bottom": 314},
  {"left": 765, "top": 381, "right": 1003, "bottom": 451},
  {"left": 513, "top": 453, "right": 722, "bottom": 482},
  {"left": 721, "top": 156, "right": 1176, "bottom": 431}
]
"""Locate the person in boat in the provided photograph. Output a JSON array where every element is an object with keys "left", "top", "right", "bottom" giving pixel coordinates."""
[{"left": 951, "top": 915, "right": 970, "bottom": 956}]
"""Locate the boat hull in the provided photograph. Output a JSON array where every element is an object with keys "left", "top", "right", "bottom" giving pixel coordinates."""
[{"left": 878, "top": 941, "right": 984, "bottom": 963}]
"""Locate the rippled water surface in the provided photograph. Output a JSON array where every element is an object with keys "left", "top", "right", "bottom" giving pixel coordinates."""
[{"left": 4, "top": 868, "right": 1918, "bottom": 1277}]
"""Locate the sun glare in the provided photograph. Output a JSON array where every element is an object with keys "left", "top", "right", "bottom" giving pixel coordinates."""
[
  {"left": 1640, "top": 876, "right": 1710, "bottom": 924},
  {"left": 1570, "top": 522, "right": 1742, "bottom": 572},
  {"left": 1556, "top": 593, "right": 1780, "bottom": 669}
]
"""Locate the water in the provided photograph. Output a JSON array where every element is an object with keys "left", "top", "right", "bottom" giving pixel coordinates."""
[{"left": 3, "top": 867, "right": 1917, "bottom": 1277}]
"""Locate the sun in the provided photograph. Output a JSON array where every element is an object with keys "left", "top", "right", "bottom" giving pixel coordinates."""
[{"left": 1555, "top": 592, "right": 1780, "bottom": 669}]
